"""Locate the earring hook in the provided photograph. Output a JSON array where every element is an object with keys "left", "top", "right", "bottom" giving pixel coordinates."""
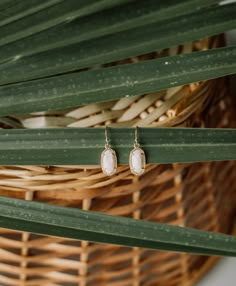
[
  {"left": 105, "top": 126, "right": 109, "bottom": 148},
  {"left": 134, "top": 126, "right": 140, "bottom": 148}
]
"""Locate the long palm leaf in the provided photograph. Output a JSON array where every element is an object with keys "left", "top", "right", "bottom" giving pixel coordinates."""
[
  {"left": 0, "top": 0, "right": 220, "bottom": 60},
  {"left": 0, "top": 196, "right": 236, "bottom": 257},
  {"left": 0, "top": 127, "right": 235, "bottom": 165},
  {"left": 0, "top": 46, "right": 235, "bottom": 116}
]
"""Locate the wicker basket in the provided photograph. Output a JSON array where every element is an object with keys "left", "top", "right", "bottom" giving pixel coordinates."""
[{"left": 0, "top": 36, "right": 235, "bottom": 286}]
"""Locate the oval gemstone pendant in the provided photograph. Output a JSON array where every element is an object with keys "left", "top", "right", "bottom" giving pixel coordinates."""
[
  {"left": 129, "top": 147, "right": 146, "bottom": 176},
  {"left": 101, "top": 147, "right": 117, "bottom": 176}
]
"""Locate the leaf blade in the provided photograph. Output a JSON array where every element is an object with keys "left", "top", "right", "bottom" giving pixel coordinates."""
[
  {"left": 1, "top": 3, "right": 236, "bottom": 84},
  {"left": 0, "top": 128, "right": 235, "bottom": 165},
  {"left": 0, "top": 0, "right": 220, "bottom": 62},
  {"left": 0, "top": 0, "right": 130, "bottom": 47},
  {"left": 0, "top": 196, "right": 236, "bottom": 257},
  {"left": 0, "top": 0, "right": 63, "bottom": 28},
  {"left": 0, "top": 46, "right": 235, "bottom": 116}
]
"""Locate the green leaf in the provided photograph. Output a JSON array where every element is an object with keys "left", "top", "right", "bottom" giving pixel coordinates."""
[
  {"left": 0, "top": 0, "right": 219, "bottom": 62},
  {"left": 0, "top": 0, "right": 63, "bottom": 28},
  {"left": 0, "top": 0, "right": 130, "bottom": 47},
  {"left": 0, "top": 128, "right": 235, "bottom": 165},
  {"left": 0, "top": 0, "right": 17, "bottom": 11},
  {"left": 0, "top": 196, "right": 236, "bottom": 256},
  {"left": 0, "top": 47, "right": 235, "bottom": 116},
  {"left": 1, "top": 3, "right": 236, "bottom": 84}
]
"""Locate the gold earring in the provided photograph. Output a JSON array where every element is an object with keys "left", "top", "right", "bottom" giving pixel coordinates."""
[
  {"left": 129, "top": 126, "right": 146, "bottom": 176},
  {"left": 101, "top": 126, "right": 117, "bottom": 176}
]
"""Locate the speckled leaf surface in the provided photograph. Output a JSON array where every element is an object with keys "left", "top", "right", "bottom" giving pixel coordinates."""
[
  {"left": 0, "top": 0, "right": 129, "bottom": 47},
  {"left": 0, "top": 0, "right": 219, "bottom": 62},
  {"left": 0, "top": 0, "right": 63, "bottom": 28},
  {"left": 0, "top": 3, "right": 235, "bottom": 84},
  {"left": 0, "top": 128, "right": 235, "bottom": 165},
  {"left": 0, "top": 47, "right": 235, "bottom": 116},
  {"left": 0, "top": 196, "right": 236, "bottom": 256}
]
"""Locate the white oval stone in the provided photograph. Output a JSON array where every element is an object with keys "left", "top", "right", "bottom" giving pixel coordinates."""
[
  {"left": 129, "top": 147, "right": 146, "bottom": 176},
  {"left": 101, "top": 148, "right": 117, "bottom": 176}
]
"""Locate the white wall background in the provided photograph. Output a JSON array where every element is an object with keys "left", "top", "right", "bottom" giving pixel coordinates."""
[{"left": 196, "top": 258, "right": 236, "bottom": 286}]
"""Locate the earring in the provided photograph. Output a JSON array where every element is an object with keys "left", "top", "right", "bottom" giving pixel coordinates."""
[
  {"left": 129, "top": 126, "right": 146, "bottom": 176},
  {"left": 101, "top": 126, "right": 117, "bottom": 176}
]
